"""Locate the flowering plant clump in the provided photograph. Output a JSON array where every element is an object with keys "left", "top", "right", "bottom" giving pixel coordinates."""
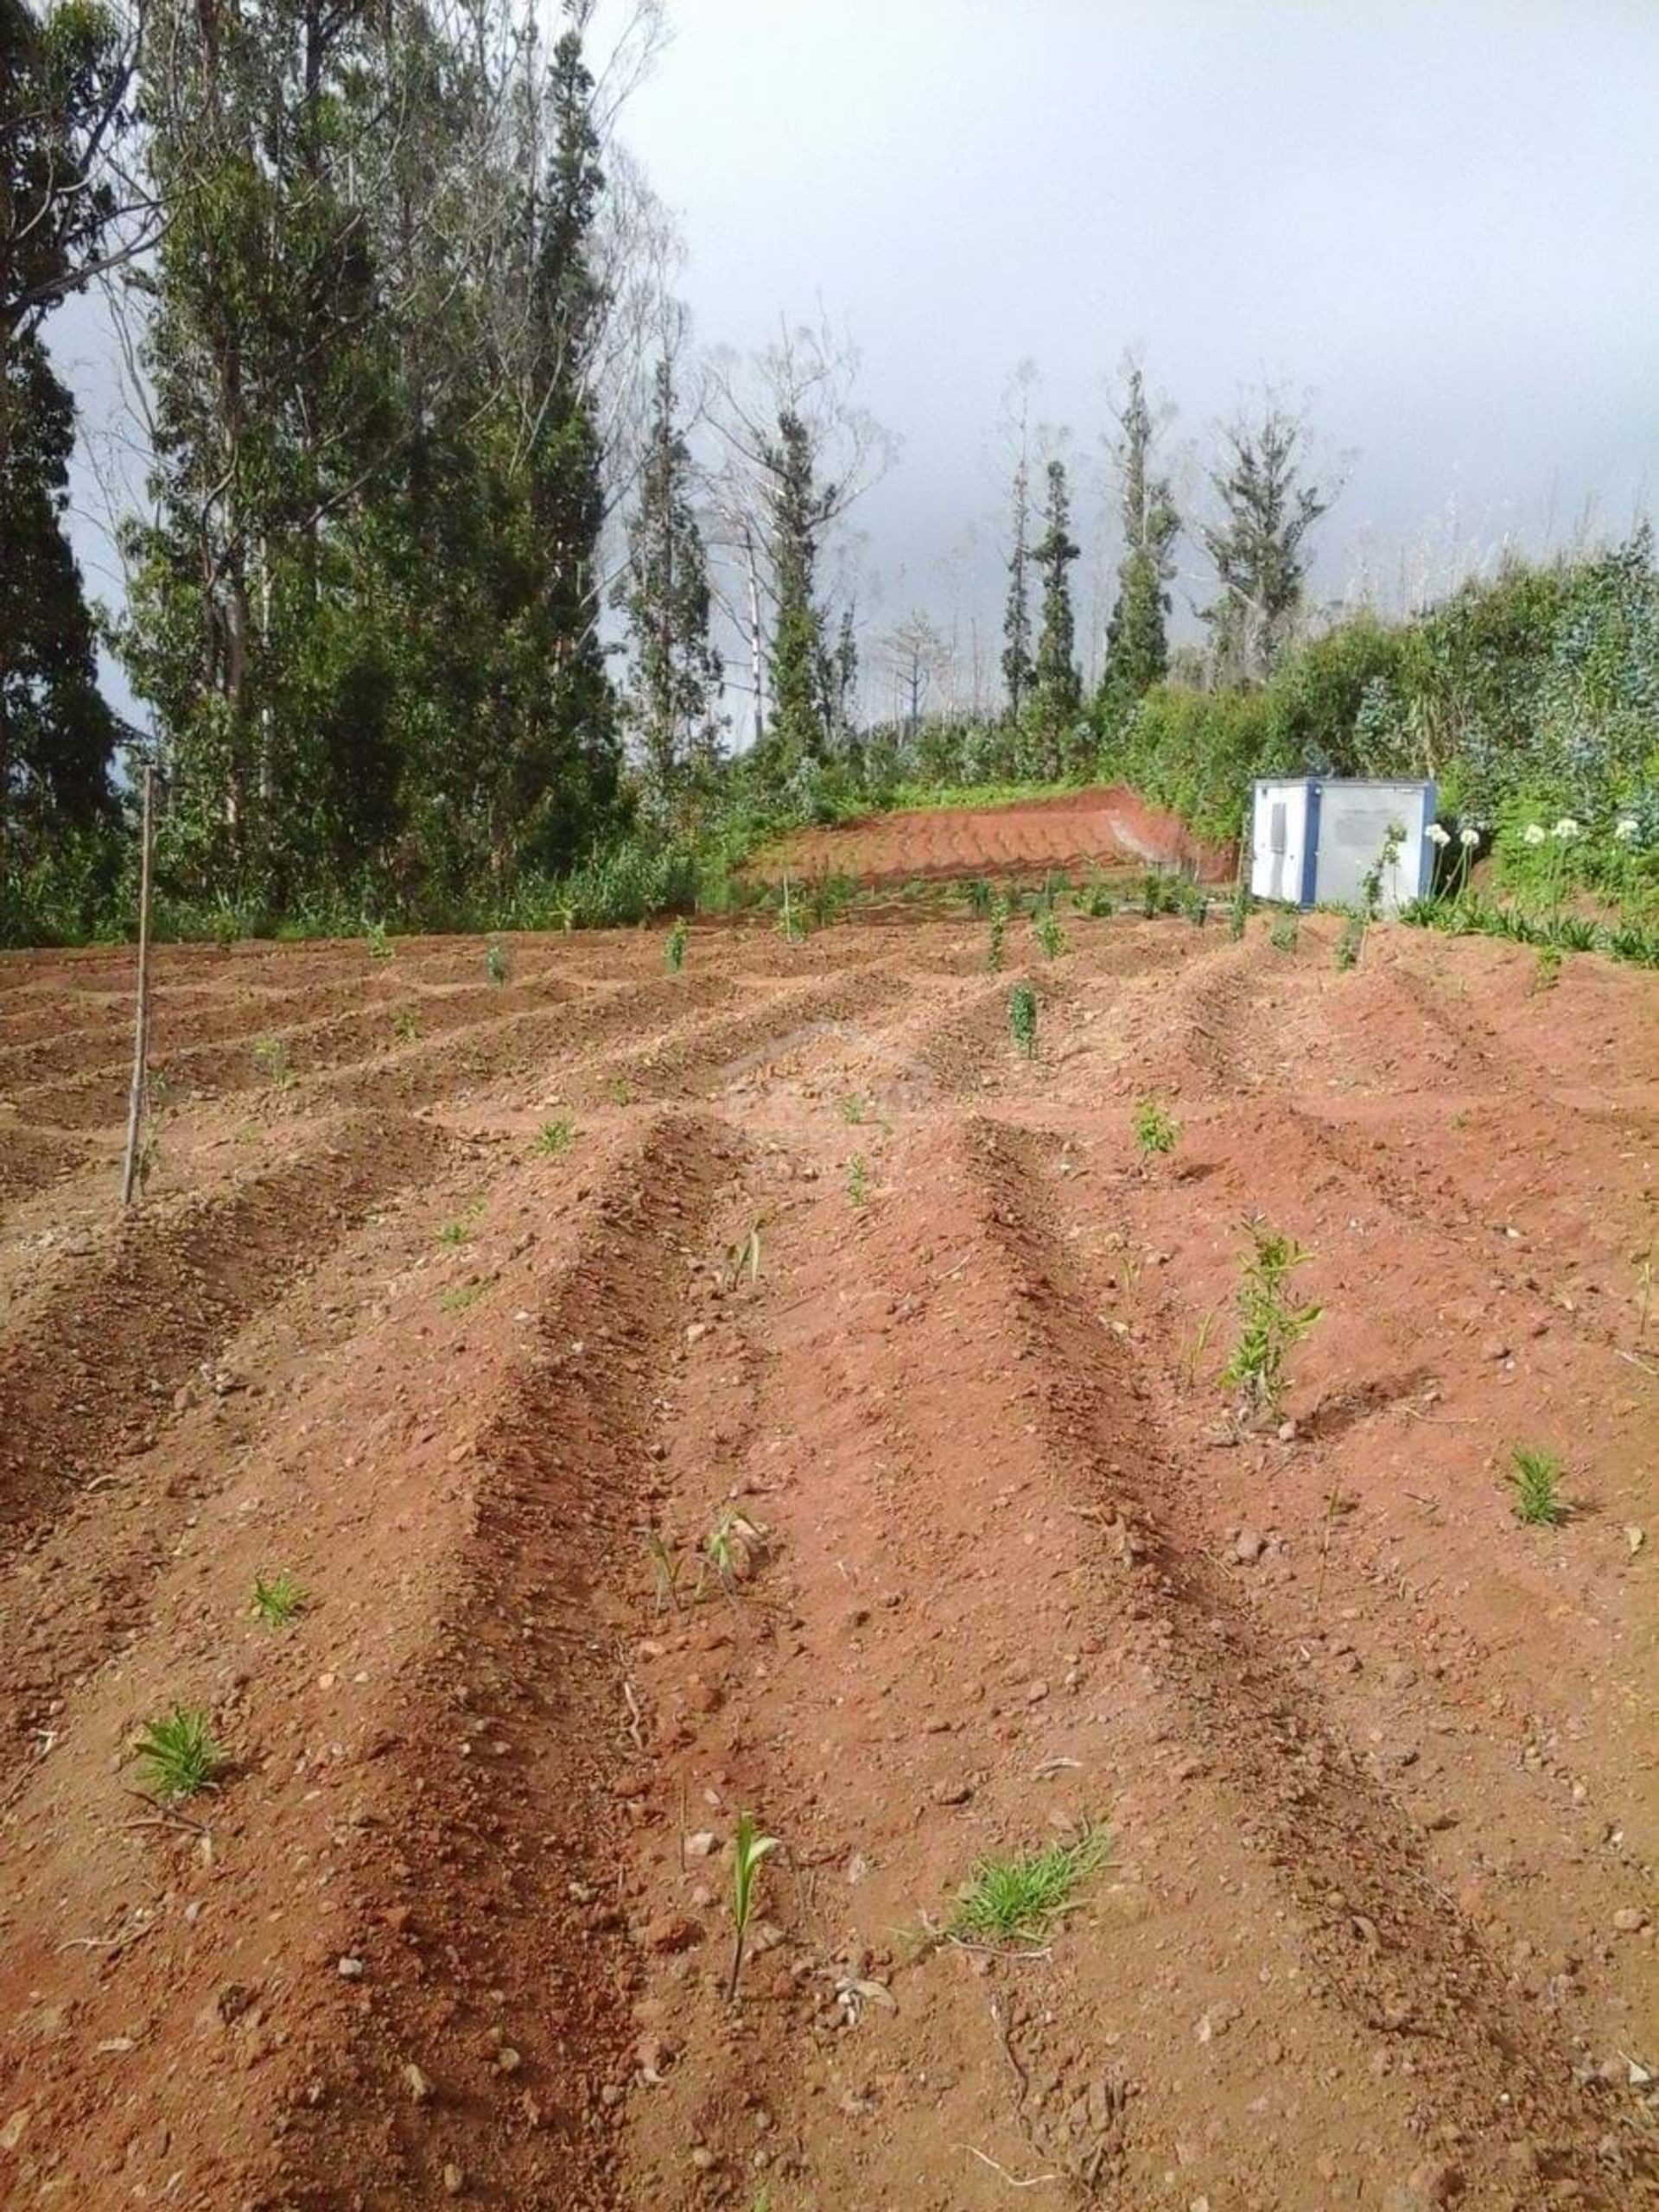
[
  {"left": 1553, "top": 817, "right": 1581, "bottom": 841},
  {"left": 1615, "top": 817, "right": 1640, "bottom": 842},
  {"left": 1522, "top": 823, "right": 1548, "bottom": 848},
  {"left": 1426, "top": 823, "right": 1451, "bottom": 848},
  {"left": 1459, "top": 826, "right": 1481, "bottom": 849}
]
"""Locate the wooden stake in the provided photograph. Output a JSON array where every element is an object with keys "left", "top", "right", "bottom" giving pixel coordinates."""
[{"left": 119, "top": 765, "right": 156, "bottom": 1209}]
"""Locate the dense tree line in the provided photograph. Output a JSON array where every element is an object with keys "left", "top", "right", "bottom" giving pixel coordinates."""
[
  {"left": 3, "top": 0, "right": 747, "bottom": 936},
  {"left": 1, "top": 1, "right": 1651, "bottom": 945}
]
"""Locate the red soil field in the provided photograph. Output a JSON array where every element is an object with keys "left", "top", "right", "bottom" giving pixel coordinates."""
[
  {"left": 0, "top": 906, "right": 1655, "bottom": 2210},
  {"left": 763, "top": 784, "right": 1234, "bottom": 885}
]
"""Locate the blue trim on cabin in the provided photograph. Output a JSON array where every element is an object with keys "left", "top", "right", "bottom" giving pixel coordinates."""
[{"left": 1300, "top": 781, "right": 1322, "bottom": 908}]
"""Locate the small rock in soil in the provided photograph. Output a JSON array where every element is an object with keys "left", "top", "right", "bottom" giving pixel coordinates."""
[{"left": 644, "top": 1913, "right": 702, "bottom": 1954}]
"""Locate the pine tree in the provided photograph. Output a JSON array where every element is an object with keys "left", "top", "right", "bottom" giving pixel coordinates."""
[
  {"left": 1029, "top": 458, "right": 1081, "bottom": 763},
  {"left": 1, "top": 0, "right": 127, "bottom": 893},
  {"left": 1200, "top": 398, "right": 1332, "bottom": 681},
  {"left": 761, "top": 410, "right": 831, "bottom": 774},
  {"left": 824, "top": 605, "right": 859, "bottom": 749},
  {"left": 1001, "top": 452, "right": 1033, "bottom": 715},
  {"left": 619, "top": 358, "right": 723, "bottom": 805},
  {"left": 1099, "top": 366, "right": 1179, "bottom": 722},
  {"left": 119, "top": 0, "right": 404, "bottom": 906},
  {"left": 486, "top": 15, "right": 620, "bottom": 874}
]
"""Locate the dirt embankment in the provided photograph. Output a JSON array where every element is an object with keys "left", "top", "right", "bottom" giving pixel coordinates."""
[{"left": 0, "top": 906, "right": 1654, "bottom": 2210}]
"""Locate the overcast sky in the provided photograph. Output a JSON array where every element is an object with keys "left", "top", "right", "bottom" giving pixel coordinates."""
[
  {"left": 611, "top": 0, "right": 1657, "bottom": 709},
  {"left": 58, "top": 0, "right": 1659, "bottom": 727}
]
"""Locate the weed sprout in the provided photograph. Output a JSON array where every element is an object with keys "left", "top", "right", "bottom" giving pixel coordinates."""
[
  {"left": 252, "top": 1570, "right": 308, "bottom": 1627},
  {"left": 1133, "top": 1096, "right": 1179, "bottom": 1155},
  {"left": 1221, "top": 1219, "right": 1322, "bottom": 1421},
  {"left": 1007, "top": 981, "right": 1038, "bottom": 1058},
  {"left": 137, "top": 1707, "right": 224, "bottom": 1801},
  {"left": 728, "top": 1812, "right": 779, "bottom": 2000},
  {"left": 1509, "top": 1446, "right": 1568, "bottom": 1526}
]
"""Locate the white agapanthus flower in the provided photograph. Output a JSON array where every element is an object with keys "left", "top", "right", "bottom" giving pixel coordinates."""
[
  {"left": 1614, "top": 817, "right": 1639, "bottom": 842},
  {"left": 1459, "top": 827, "right": 1481, "bottom": 849},
  {"left": 1522, "top": 824, "right": 1548, "bottom": 847},
  {"left": 1426, "top": 823, "right": 1452, "bottom": 847},
  {"left": 1553, "top": 817, "right": 1581, "bottom": 840}
]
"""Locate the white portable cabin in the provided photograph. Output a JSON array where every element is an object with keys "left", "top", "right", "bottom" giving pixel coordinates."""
[{"left": 1249, "top": 777, "right": 1436, "bottom": 912}]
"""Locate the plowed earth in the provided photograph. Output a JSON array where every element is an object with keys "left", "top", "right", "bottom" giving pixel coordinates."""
[
  {"left": 0, "top": 912, "right": 1655, "bottom": 2212},
  {"left": 760, "top": 785, "right": 1230, "bottom": 886}
]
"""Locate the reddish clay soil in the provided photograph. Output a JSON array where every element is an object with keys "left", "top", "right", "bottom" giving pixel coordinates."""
[
  {"left": 1, "top": 907, "right": 1656, "bottom": 2212},
  {"left": 762, "top": 785, "right": 1232, "bottom": 886}
]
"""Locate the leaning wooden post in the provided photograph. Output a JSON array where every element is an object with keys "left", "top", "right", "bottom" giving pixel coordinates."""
[{"left": 119, "top": 765, "right": 156, "bottom": 1208}]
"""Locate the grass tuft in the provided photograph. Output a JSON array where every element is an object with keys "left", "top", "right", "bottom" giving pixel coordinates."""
[
  {"left": 136, "top": 1706, "right": 225, "bottom": 1801},
  {"left": 1509, "top": 1445, "right": 1568, "bottom": 1526},
  {"left": 950, "top": 1823, "right": 1110, "bottom": 1948},
  {"left": 535, "top": 1116, "right": 575, "bottom": 1156},
  {"left": 251, "top": 1570, "right": 308, "bottom": 1628}
]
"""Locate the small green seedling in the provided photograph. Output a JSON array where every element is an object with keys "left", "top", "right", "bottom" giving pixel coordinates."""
[
  {"left": 645, "top": 1529, "right": 684, "bottom": 1616},
  {"left": 438, "top": 1283, "right": 486, "bottom": 1313},
  {"left": 1180, "top": 1307, "right": 1218, "bottom": 1389},
  {"left": 438, "top": 1217, "right": 468, "bottom": 1246},
  {"left": 1228, "top": 880, "right": 1250, "bottom": 941},
  {"left": 535, "top": 1117, "right": 575, "bottom": 1156},
  {"left": 609, "top": 1077, "right": 632, "bottom": 1106},
  {"left": 964, "top": 876, "right": 993, "bottom": 917},
  {"left": 1335, "top": 914, "right": 1364, "bottom": 970},
  {"left": 136, "top": 1706, "right": 224, "bottom": 1801},
  {"left": 950, "top": 1823, "right": 1109, "bottom": 1948},
  {"left": 722, "top": 1224, "right": 762, "bottom": 1290},
  {"left": 1008, "top": 981, "right": 1038, "bottom": 1058},
  {"left": 393, "top": 1007, "right": 421, "bottom": 1043},
  {"left": 1033, "top": 909, "right": 1067, "bottom": 960},
  {"left": 728, "top": 1810, "right": 779, "bottom": 2000},
  {"left": 1133, "top": 1096, "right": 1179, "bottom": 1156},
  {"left": 987, "top": 896, "right": 1009, "bottom": 971},
  {"left": 253, "top": 1035, "right": 295, "bottom": 1089},
  {"left": 136, "top": 1067, "right": 170, "bottom": 1194},
  {"left": 1221, "top": 1218, "right": 1322, "bottom": 1421},
  {"left": 485, "top": 938, "right": 510, "bottom": 987},
  {"left": 365, "top": 920, "right": 393, "bottom": 961},
  {"left": 776, "top": 874, "right": 806, "bottom": 944},
  {"left": 1509, "top": 1446, "right": 1568, "bottom": 1526},
  {"left": 251, "top": 1570, "right": 308, "bottom": 1628},
  {"left": 838, "top": 1092, "right": 868, "bottom": 1125},
  {"left": 1361, "top": 821, "right": 1406, "bottom": 921},
  {"left": 847, "top": 1154, "right": 869, "bottom": 1207},
  {"left": 703, "top": 1506, "right": 766, "bottom": 1597},
  {"left": 1268, "top": 914, "right": 1300, "bottom": 953},
  {"left": 1532, "top": 944, "right": 1563, "bottom": 994},
  {"left": 665, "top": 917, "right": 689, "bottom": 974}
]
